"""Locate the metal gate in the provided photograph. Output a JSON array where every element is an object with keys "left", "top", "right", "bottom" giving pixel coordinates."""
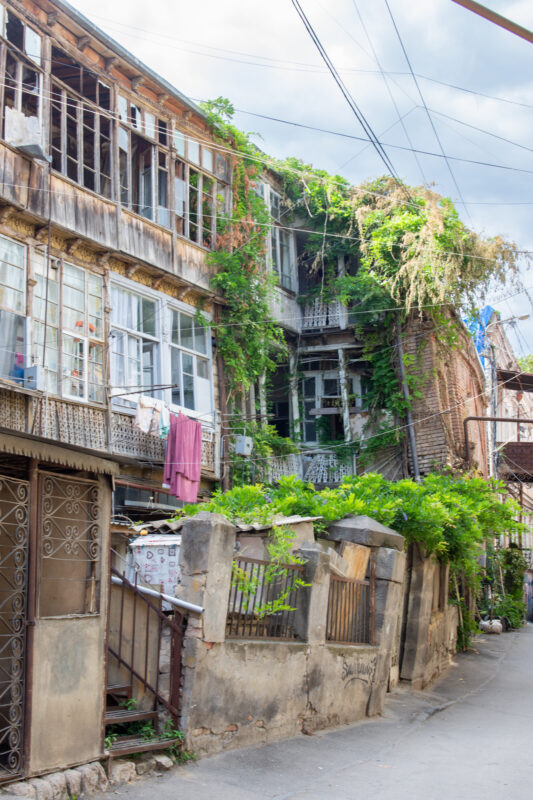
[{"left": 0, "top": 475, "right": 28, "bottom": 779}]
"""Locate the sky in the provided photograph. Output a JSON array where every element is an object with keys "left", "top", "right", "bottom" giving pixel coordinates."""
[{"left": 68, "top": 0, "right": 533, "bottom": 354}]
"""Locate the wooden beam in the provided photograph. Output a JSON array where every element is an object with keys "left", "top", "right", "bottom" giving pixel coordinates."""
[
  {"left": 47, "top": 12, "right": 59, "bottom": 26},
  {"left": 451, "top": 0, "right": 533, "bottom": 44},
  {"left": 77, "top": 36, "right": 91, "bottom": 52},
  {"left": 131, "top": 76, "right": 145, "bottom": 91},
  {"left": 105, "top": 56, "right": 119, "bottom": 71}
]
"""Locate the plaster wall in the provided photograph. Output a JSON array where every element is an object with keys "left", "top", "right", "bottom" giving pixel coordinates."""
[
  {"left": 177, "top": 512, "right": 405, "bottom": 757},
  {"left": 400, "top": 548, "right": 458, "bottom": 689}
]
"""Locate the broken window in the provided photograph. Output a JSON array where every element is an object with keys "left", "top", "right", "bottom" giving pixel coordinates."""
[
  {"left": 2, "top": 48, "right": 42, "bottom": 146},
  {"left": 0, "top": 234, "right": 26, "bottom": 383},
  {"left": 2, "top": 9, "right": 42, "bottom": 66},
  {"left": 119, "top": 127, "right": 170, "bottom": 225},
  {"left": 187, "top": 169, "right": 215, "bottom": 247},
  {"left": 174, "top": 159, "right": 186, "bottom": 235},
  {"left": 50, "top": 48, "right": 112, "bottom": 197}
]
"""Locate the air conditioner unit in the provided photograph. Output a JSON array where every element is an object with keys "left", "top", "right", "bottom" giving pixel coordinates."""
[{"left": 23, "top": 366, "right": 45, "bottom": 391}]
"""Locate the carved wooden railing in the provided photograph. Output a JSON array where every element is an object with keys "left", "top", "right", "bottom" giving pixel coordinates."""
[
  {"left": 0, "top": 386, "right": 218, "bottom": 476},
  {"left": 302, "top": 450, "right": 356, "bottom": 486}
]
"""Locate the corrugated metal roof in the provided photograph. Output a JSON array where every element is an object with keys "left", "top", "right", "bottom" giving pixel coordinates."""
[{"left": 132, "top": 514, "right": 321, "bottom": 536}]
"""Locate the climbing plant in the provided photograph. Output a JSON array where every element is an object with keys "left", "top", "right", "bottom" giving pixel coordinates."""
[{"left": 200, "top": 98, "right": 287, "bottom": 407}]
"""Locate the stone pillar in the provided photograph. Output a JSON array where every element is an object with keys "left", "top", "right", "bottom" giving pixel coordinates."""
[
  {"left": 400, "top": 545, "right": 437, "bottom": 688},
  {"left": 178, "top": 511, "right": 237, "bottom": 643},
  {"left": 325, "top": 515, "right": 406, "bottom": 716},
  {"left": 295, "top": 544, "right": 330, "bottom": 644}
]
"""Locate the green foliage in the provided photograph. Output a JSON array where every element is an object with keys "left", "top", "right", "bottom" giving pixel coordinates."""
[
  {"left": 104, "top": 732, "right": 117, "bottom": 751},
  {"left": 517, "top": 354, "right": 533, "bottom": 373},
  {"left": 499, "top": 544, "right": 528, "bottom": 599},
  {"left": 493, "top": 595, "right": 525, "bottom": 629},
  {"left": 232, "top": 526, "right": 309, "bottom": 618},
  {"left": 179, "top": 472, "right": 524, "bottom": 582},
  {"left": 230, "top": 420, "right": 299, "bottom": 486},
  {"left": 199, "top": 99, "right": 286, "bottom": 404}
]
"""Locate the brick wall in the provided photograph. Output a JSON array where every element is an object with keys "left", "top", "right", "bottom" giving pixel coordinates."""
[{"left": 402, "top": 316, "right": 488, "bottom": 476}]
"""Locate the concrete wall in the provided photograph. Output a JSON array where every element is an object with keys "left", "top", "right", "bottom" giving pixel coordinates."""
[
  {"left": 399, "top": 546, "right": 458, "bottom": 689},
  {"left": 177, "top": 512, "right": 406, "bottom": 757}
]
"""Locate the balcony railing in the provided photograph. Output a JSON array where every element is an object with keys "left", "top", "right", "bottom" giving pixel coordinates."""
[
  {"left": 301, "top": 299, "right": 346, "bottom": 330},
  {"left": 256, "top": 449, "right": 355, "bottom": 487},
  {"left": 0, "top": 385, "right": 218, "bottom": 477}
]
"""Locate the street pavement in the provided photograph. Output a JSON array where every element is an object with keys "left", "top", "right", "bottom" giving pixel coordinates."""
[{"left": 108, "top": 625, "right": 533, "bottom": 799}]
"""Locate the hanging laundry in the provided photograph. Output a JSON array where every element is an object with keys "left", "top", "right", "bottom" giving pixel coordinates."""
[
  {"left": 135, "top": 396, "right": 170, "bottom": 438},
  {"left": 163, "top": 412, "right": 202, "bottom": 503}
]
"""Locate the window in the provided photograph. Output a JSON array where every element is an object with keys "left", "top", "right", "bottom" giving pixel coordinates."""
[
  {"left": 32, "top": 253, "right": 59, "bottom": 393},
  {"left": 188, "top": 169, "right": 215, "bottom": 247},
  {"left": 119, "top": 127, "right": 169, "bottom": 224},
  {"left": 110, "top": 285, "right": 159, "bottom": 398},
  {"left": 169, "top": 309, "right": 210, "bottom": 413},
  {"left": 2, "top": 9, "right": 42, "bottom": 66},
  {"left": 0, "top": 234, "right": 26, "bottom": 383},
  {"left": 61, "top": 264, "right": 104, "bottom": 403},
  {"left": 259, "top": 184, "right": 296, "bottom": 292},
  {"left": 50, "top": 49, "right": 112, "bottom": 196},
  {"left": 3, "top": 48, "right": 41, "bottom": 146}
]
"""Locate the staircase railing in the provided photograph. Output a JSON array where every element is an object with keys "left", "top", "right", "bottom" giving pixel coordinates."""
[{"left": 108, "top": 567, "right": 186, "bottom": 721}]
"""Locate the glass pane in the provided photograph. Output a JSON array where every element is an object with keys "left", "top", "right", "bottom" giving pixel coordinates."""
[
  {"left": 270, "top": 191, "right": 281, "bottom": 221},
  {"left": 183, "top": 372, "right": 194, "bottom": 410},
  {"left": 171, "top": 309, "right": 180, "bottom": 345},
  {"left": 63, "top": 334, "right": 85, "bottom": 398},
  {"left": 0, "top": 309, "right": 25, "bottom": 382},
  {"left": 182, "top": 352, "right": 193, "bottom": 374},
  {"left": 118, "top": 95, "right": 128, "bottom": 122},
  {"left": 25, "top": 26, "right": 42, "bottom": 66},
  {"left": 188, "top": 138, "right": 199, "bottom": 165},
  {"left": 201, "top": 147, "right": 213, "bottom": 172},
  {"left": 197, "top": 357, "right": 208, "bottom": 379},
  {"left": 194, "top": 322, "right": 207, "bottom": 354},
  {"left": 170, "top": 347, "right": 181, "bottom": 406},
  {"left": 64, "top": 263, "right": 85, "bottom": 292},
  {"left": 142, "top": 341, "right": 156, "bottom": 391},
  {"left": 144, "top": 112, "right": 155, "bottom": 139},
  {"left": 215, "top": 153, "right": 227, "bottom": 180},
  {"left": 174, "top": 130, "right": 185, "bottom": 157},
  {"left": 323, "top": 378, "right": 338, "bottom": 396},
  {"left": 89, "top": 342, "right": 104, "bottom": 402},
  {"left": 141, "top": 297, "right": 156, "bottom": 336},
  {"left": 180, "top": 314, "right": 194, "bottom": 350}
]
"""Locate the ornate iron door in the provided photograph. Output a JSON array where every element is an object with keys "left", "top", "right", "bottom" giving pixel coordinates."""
[{"left": 0, "top": 475, "right": 28, "bottom": 779}]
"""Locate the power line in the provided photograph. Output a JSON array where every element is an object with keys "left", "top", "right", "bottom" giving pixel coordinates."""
[
  {"left": 352, "top": 0, "right": 428, "bottom": 185},
  {"left": 290, "top": 0, "right": 412, "bottom": 204},
  {"left": 384, "top": 0, "right": 471, "bottom": 221}
]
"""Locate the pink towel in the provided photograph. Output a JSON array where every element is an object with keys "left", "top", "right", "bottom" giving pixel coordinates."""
[{"left": 163, "top": 412, "right": 202, "bottom": 503}]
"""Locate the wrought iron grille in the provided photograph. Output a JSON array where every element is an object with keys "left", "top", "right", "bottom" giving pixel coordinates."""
[
  {"left": 226, "top": 557, "right": 304, "bottom": 640},
  {"left": 39, "top": 474, "right": 101, "bottom": 616},
  {"left": 0, "top": 475, "right": 29, "bottom": 780},
  {"left": 326, "top": 573, "right": 375, "bottom": 645}
]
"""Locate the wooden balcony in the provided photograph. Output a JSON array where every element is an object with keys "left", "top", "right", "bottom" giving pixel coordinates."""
[
  {"left": 256, "top": 449, "right": 355, "bottom": 487},
  {"left": 0, "top": 141, "right": 215, "bottom": 293},
  {"left": 0, "top": 385, "right": 218, "bottom": 478}
]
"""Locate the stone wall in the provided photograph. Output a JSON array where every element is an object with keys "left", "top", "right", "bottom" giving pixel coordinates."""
[
  {"left": 176, "top": 512, "right": 406, "bottom": 757},
  {"left": 399, "top": 545, "right": 458, "bottom": 689}
]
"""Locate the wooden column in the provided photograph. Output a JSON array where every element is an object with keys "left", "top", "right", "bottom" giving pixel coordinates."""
[{"left": 338, "top": 348, "right": 352, "bottom": 443}]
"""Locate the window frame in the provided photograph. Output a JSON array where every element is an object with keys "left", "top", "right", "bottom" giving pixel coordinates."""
[{"left": 167, "top": 303, "right": 213, "bottom": 417}]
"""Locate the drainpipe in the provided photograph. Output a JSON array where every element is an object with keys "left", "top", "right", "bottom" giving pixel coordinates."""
[{"left": 396, "top": 325, "right": 420, "bottom": 481}]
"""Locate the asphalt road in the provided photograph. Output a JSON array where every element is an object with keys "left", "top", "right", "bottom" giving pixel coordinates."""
[{"left": 108, "top": 625, "right": 533, "bottom": 799}]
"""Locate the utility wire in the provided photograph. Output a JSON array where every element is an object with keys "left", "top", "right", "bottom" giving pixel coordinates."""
[
  {"left": 383, "top": 0, "right": 471, "bottom": 221},
  {"left": 290, "top": 0, "right": 412, "bottom": 204},
  {"left": 351, "top": 0, "right": 428, "bottom": 185}
]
